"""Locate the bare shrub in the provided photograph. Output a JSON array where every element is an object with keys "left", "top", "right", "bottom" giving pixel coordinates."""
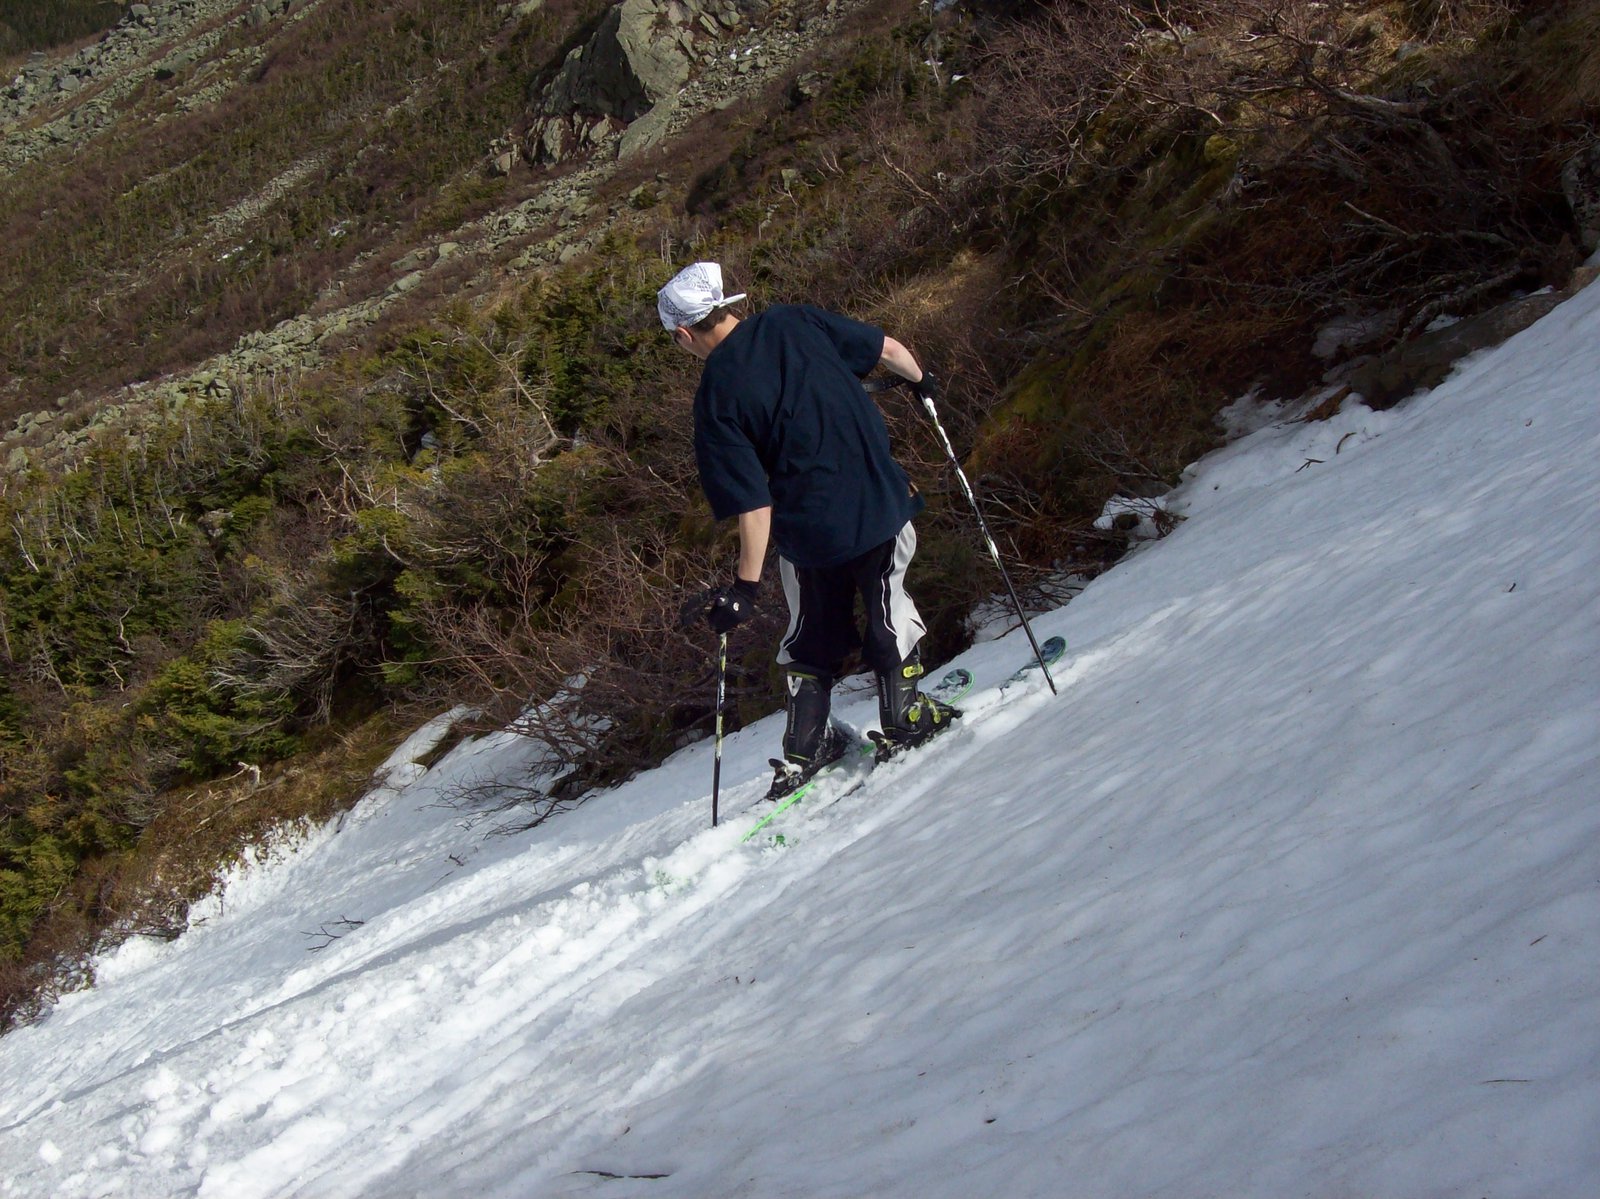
[
  {"left": 974, "top": 0, "right": 1585, "bottom": 377},
  {"left": 404, "top": 445, "right": 747, "bottom": 797},
  {"left": 212, "top": 573, "right": 371, "bottom": 726},
  {"left": 977, "top": 1, "right": 1143, "bottom": 190}
]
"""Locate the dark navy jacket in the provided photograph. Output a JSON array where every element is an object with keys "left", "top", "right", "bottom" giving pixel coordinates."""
[{"left": 693, "top": 305, "right": 923, "bottom": 568}]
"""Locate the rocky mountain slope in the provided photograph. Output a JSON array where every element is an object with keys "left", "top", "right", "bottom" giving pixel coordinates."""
[{"left": 0, "top": 0, "right": 878, "bottom": 467}]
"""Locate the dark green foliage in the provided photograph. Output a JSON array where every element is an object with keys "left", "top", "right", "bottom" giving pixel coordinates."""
[
  {"left": 0, "top": 835, "right": 75, "bottom": 960},
  {"left": 518, "top": 240, "right": 684, "bottom": 439},
  {"left": 139, "top": 621, "right": 301, "bottom": 776},
  {"left": 0, "top": 235, "right": 708, "bottom": 969},
  {"left": 0, "top": 380, "right": 416, "bottom": 962},
  {"left": 819, "top": 35, "right": 929, "bottom": 123}
]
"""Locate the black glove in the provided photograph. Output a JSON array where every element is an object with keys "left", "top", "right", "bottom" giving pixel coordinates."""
[
  {"left": 911, "top": 372, "right": 942, "bottom": 409},
  {"left": 706, "top": 577, "right": 760, "bottom": 634}
]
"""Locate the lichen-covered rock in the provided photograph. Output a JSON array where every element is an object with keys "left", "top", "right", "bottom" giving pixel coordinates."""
[
  {"left": 1562, "top": 140, "right": 1600, "bottom": 253},
  {"left": 618, "top": 95, "right": 678, "bottom": 158},
  {"left": 1336, "top": 272, "right": 1598, "bottom": 408},
  {"left": 613, "top": 0, "right": 698, "bottom": 100},
  {"left": 531, "top": 0, "right": 718, "bottom": 163},
  {"left": 543, "top": 0, "right": 695, "bottom": 124}
]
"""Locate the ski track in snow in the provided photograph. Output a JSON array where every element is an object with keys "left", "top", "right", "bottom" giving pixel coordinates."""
[{"left": 1, "top": 279, "right": 1598, "bottom": 1197}]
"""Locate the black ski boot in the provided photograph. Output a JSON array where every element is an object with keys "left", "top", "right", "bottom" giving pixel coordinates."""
[
  {"left": 765, "top": 668, "right": 850, "bottom": 799},
  {"left": 870, "top": 649, "right": 961, "bottom": 763}
]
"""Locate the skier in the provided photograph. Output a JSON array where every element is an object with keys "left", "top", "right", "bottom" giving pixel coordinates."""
[{"left": 658, "top": 261, "right": 960, "bottom": 798}]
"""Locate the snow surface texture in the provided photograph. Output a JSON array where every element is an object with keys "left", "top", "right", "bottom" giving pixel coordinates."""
[{"left": 2, "top": 281, "right": 1598, "bottom": 1198}]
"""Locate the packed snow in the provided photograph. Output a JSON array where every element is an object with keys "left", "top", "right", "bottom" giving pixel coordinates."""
[{"left": 2, "top": 277, "right": 1598, "bottom": 1198}]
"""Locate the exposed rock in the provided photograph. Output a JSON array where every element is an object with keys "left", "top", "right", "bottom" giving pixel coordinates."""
[
  {"left": 530, "top": 115, "right": 579, "bottom": 163},
  {"left": 613, "top": 0, "right": 699, "bottom": 102},
  {"left": 1313, "top": 309, "right": 1400, "bottom": 361},
  {"left": 2, "top": 0, "right": 879, "bottom": 469},
  {"left": 1, "top": 0, "right": 243, "bottom": 167},
  {"left": 200, "top": 509, "right": 231, "bottom": 539},
  {"left": 789, "top": 70, "right": 824, "bottom": 104},
  {"left": 154, "top": 48, "right": 199, "bottom": 81},
  {"left": 1337, "top": 269, "right": 1599, "bottom": 408},
  {"left": 535, "top": 0, "right": 708, "bottom": 163},
  {"left": 618, "top": 95, "right": 679, "bottom": 158},
  {"left": 1562, "top": 140, "right": 1600, "bottom": 253},
  {"left": 542, "top": 6, "right": 668, "bottom": 123}
]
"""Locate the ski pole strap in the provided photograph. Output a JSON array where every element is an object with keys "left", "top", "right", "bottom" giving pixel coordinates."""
[{"left": 861, "top": 377, "right": 905, "bottom": 395}]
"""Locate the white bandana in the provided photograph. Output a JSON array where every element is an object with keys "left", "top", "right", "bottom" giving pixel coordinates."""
[{"left": 657, "top": 261, "right": 747, "bottom": 331}]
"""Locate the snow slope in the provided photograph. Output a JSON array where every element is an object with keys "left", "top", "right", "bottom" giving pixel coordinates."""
[{"left": 1, "top": 278, "right": 1597, "bottom": 1198}]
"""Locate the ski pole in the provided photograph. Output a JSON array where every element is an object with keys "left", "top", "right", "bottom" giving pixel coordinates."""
[
  {"left": 915, "top": 389, "right": 1058, "bottom": 695},
  {"left": 711, "top": 632, "right": 728, "bottom": 827}
]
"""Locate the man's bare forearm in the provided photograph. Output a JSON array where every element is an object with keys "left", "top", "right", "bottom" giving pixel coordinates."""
[
  {"left": 880, "top": 336, "right": 924, "bottom": 383},
  {"left": 736, "top": 506, "right": 772, "bottom": 583}
]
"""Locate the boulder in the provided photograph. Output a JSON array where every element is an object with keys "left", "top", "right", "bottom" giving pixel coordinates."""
[
  {"left": 154, "top": 49, "right": 198, "bottom": 81},
  {"left": 789, "top": 71, "right": 824, "bottom": 105},
  {"left": 392, "top": 248, "right": 431, "bottom": 272},
  {"left": 533, "top": 116, "right": 579, "bottom": 162},
  {"left": 1338, "top": 278, "right": 1593, "bottom": 408},
  {"left": 544, "top": 0, "right": 695, "bottom": 123},
  {"left": 1562, "top": 141, "right": 1600, "bottom": 253},
  {"left": 617, "top": 94, "right": 677, "bottom": 158}
]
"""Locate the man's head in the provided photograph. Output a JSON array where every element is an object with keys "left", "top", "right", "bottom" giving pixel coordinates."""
[{"left": 658, "top": 261, "right": 745, "bottom": 359}]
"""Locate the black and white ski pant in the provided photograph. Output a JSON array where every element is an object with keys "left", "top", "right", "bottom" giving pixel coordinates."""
[{"left": 776, "top": 520, "right": 926, "bottom": 678}]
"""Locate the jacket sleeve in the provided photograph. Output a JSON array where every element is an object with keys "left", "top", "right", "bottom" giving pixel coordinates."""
[
  {"left": 798, "top": 305, "right": 885, "bottom": 377},
  {"left": 694, "top": 397, "right": 773, "bottom": 520}
]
